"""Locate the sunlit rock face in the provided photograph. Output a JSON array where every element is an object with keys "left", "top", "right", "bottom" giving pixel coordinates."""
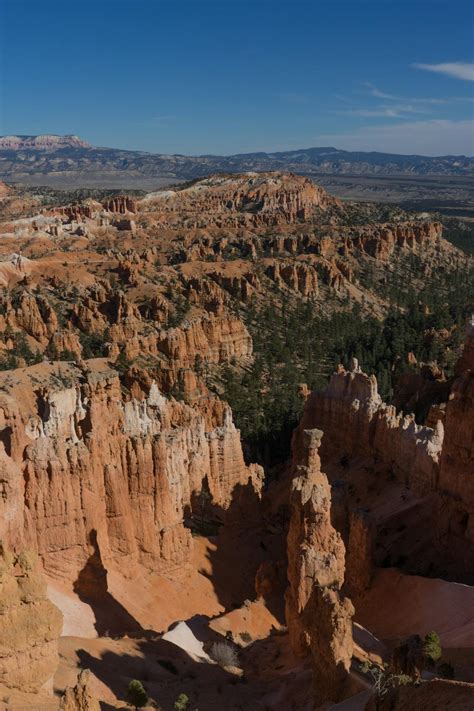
[
  {"left": 0, "top": 360, "right": 259, "bottom": 586},
  {"left": 285, "top": 428, "right": 353, "bottom": 703}
]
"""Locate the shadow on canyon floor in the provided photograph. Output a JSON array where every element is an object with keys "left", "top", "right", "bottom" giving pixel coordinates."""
[
  {"left": 190, "top": 478, "right": 287, "bottom": 624},
  {"left": 77, "top": 638, "right": 266, "bottom": 711},
  {"left": 73, "top": 529, "right": 145, "bottom": 637}
]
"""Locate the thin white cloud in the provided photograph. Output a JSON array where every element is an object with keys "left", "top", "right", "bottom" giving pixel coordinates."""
[
  {"left": 362, "top": 82, "right": 398, "bottom": 100},
  {"left": 359, "top": 108, "right": 402, "bottom": 118},
  {"left": 314, "top": 119, "right": 474, "bottom": 156},
  {"left": 362, "top": 82, "right": 448, "bottom": 104},
  {"left": 336, "top": 108, "right": 402, "bottom": 118},
  {"left": 388, "top": 103, "right": 430, "bottom": 114},
  {"left": 333, "top": 93, "right": 353, "bottom": 104},
  {"left": 336, "top": 104, "right": 430, "bottom": 118},
  {"left": 413, "top": 62, "right": 474, "bottom": 81}
]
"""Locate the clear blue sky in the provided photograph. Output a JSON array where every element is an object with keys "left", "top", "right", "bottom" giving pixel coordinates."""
[{"left": 1, "top": 0, "right": 473, "bottom": 155}]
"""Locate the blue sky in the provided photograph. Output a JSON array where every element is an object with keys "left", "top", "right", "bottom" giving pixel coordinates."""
[{"left": 1, "top": 0, "right": 473, "bottom": 156}]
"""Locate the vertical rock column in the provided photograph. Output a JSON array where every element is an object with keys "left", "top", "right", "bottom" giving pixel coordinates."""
[{"left": 285, "top": 428, "right": 354, "bottom": 703}]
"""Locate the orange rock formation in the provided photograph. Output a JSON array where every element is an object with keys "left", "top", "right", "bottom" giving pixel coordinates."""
[
  {"left": 286, "top": 428, "right": 353, "bottom": 702},
  {"left": 0, "top": 547, "right": 62, "bottom": 693},
  {"left": 0, "top": 361, "right": 260, "bottom": 586}
]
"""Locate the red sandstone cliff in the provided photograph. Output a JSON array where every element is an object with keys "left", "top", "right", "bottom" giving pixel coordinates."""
[{"left": 0, "top": 360, "right": 260, "bottom": 586}]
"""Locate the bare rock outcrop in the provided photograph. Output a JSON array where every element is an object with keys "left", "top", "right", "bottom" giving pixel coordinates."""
[
  {"left": 60, "top": 670, "right": 101, "bottom": 711},
  {"left": 0, "top": 361, "right": 259, "bottom": 585},
  {"left": 139, "top": 172, "right": 338, "bottom": 228},
  {"left": 343, "top": 221, "right": 443, "bottom": 261},
  {"left": 1, "top": 291, "right": 58, "bottom": 343},
  {"left": 300, "top": 360, "right": 443, "bottom": 496},
  {"left": 0, "top": 547, "right": 62, "bottom": 692},
  {"left": 102, "top": 195, "right": 136, "bottom": 214},
  {"left": 298, "top": 321, "right": 474, "bottom": 582},
  {"left": 286, "top": 428, "right": 353, "bottom": 703},
  {"left": 436, "top": 320, "right": 474, "bottom": 568},
  {"left": 345, "top": 508, "right": 375, "bottom": 597},
  {"left": 156, "top": 314, "right": 252, "bottom": 367}
]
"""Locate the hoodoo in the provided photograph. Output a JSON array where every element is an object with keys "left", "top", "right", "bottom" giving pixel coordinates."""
[{"left": 286, "top": 428, "right": 354, "bottom": 703}]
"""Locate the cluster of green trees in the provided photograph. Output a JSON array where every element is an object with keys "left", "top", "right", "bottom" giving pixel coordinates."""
[
  {"left": 126, "top": 679, "right": 190, "bottom": 710},
  {"left": 217, "top": 260, "right": 473, "bottom": 468}
]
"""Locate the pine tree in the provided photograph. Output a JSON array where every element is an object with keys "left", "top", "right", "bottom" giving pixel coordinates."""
[{"left": 126, "top": 679, "right": 147, "bottom": 710}]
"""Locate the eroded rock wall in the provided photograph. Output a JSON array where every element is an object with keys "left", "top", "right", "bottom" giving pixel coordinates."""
[
  {"left": 0, "top": 360, "right": 258, "bottom": 586},
  {"left": 299, "top": 323, "right": 474, "bottom": 581},
  {"left": 300, "top": 360, "right": 443, "bottom": 495}
]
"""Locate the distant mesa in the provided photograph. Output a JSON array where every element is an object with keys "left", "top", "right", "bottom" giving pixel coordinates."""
[{"left": 0, "top": 134, "right": 91, "bottom": 150}]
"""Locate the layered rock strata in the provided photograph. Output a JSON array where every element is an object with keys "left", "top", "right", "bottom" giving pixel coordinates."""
[
  {"left": 140, "top": 172, "right": 338, "bottom": 227},
  {"left": 286, "top": 428, "right": 353, "bottom": 702},
  {"left": 60, "top": 670, "right": 101, "bottom": 711},
  {"left": 0, "top": 360, "right": 260, "bottom": 585}
]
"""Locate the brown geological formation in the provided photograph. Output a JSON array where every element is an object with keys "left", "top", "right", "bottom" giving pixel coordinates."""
[
  {"left": 264, "top": 260, "right": 319, "bottom": 297},
  {"left": 0, "top": 173, "right": 461, "bottom": 386},
  {"left": 392, "top": 361, "right": 450, "bottom": 423},
  {"left": 342, "top": 221, "right": 443, "bottom": 261},
  {"left": 300, "top": 359, "right": 444, "bottom": 495},
  {"left": 0, "top": 547, "right": 62, "bottom": 693},
  {"left": 155, "top": 313, "right": 253, "bottom": 367},
  {"left": 299, "top": 322, "right": 474, "bottom": 582},
  {"left": 48, "top": 202, "right": 101, "bottom": 222},
  {"left": 0, "top": 360, "right": 260, "bottom": 585},
  {"left": 0, "top": 173, "right": 470, "bottom": 709},
  {"left": 345, "top": 508, "right": 375, "bottom": 597},
  {"left": 60, "top": 670, "right": 101, "bottom": 711},
  {"left": 286, "top": 428, "right": 353, "bottom": 703},
  {"left": 0, "top": 181, "right": 13, "bottom": 198},
  {"left": 0, "top": 253, "right": 32, "bottom": 288},
  {"left": 165, "top": 220, "right": 443, "bottom": 266},
  {"left": 2, "top": 291, "right": 58, "bottom": 342},
  {"left": 102, "top": 195, "right": 137, "bottom": 214},
  {"left": 139, "top": 172, "right": 338, "bottom": 227}
]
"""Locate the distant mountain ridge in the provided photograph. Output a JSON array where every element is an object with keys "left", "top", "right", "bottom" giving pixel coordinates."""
[
  {"left": 0, "top": 134, "right": 90, "bottom": 150},
  {"left": 0, "top": 135, "right": 473, "bottom": 188}
]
